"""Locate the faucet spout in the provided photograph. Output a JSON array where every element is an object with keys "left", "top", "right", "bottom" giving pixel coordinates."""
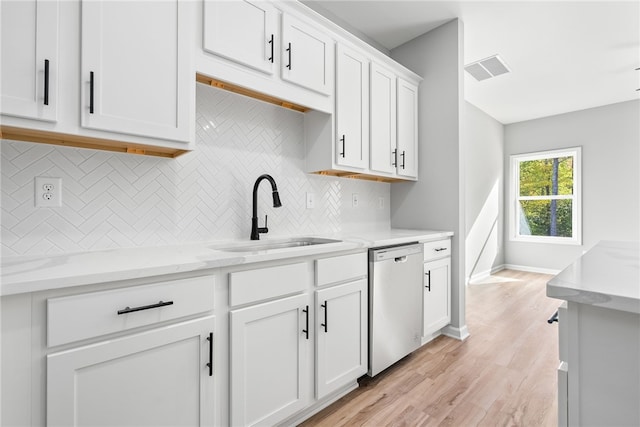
[{"left": 251, "top": 174, "right": 282, "bottom": 240}]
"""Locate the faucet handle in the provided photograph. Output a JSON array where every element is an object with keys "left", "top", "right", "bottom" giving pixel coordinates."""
[
  {"left": 263, "top": 215, "right": 268, "bottom": 229},
  {"left": 257, "top": 215, "right": 269, "bottom": 234}
]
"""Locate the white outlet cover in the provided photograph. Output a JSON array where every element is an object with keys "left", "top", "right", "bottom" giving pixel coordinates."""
[
  {"left": 35, "top": 177, "right": 62, "bottom": 207},
  {"left": 352, "top": 193, "right": 359, "bottom": 207},
  {"left": 306, "top": 192, "right": 315, "bottom": 209}
]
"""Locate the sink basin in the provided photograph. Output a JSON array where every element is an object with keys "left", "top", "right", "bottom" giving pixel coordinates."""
[{"left": 213, "top": 237, "right": 342, "bottom": 253}]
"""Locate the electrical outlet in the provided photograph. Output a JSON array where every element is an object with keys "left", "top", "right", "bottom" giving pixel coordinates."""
[
  {"left": 306, "top": 192, "right": 315, "bottom": 209},
  {"left": 352, "top": 193, "right": 359, "bottom": 207},
  {"left": 35, "top": 177, "right": 62, "bottom": 207},
  {"left": 378, "top": 197, "right": 385, "bottom": 209}
]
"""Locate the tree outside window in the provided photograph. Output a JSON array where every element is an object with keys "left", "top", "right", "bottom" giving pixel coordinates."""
[{"left": 511, "top": 147, "right": 581, "bottom": 245}]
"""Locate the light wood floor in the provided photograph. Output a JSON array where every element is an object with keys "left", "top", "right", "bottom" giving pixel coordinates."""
[{"left": 300, "top": 269, "right": 560, "bottom": 427}]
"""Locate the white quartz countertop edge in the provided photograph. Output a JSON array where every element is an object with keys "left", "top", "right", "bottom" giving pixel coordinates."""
[
  {"left": 546, "top": 240, "right": 640, "bottom": 314},
  {"left": 1, "top": 229, "right": 453, "bottom": 296}
]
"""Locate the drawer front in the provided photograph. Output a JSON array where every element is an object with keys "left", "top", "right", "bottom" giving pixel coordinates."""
[
  {"left": 423, "top": 239, "right": 451, "bottom": 261},
  {"left": 315, "top": 252, "right": 367, "bottom": 287},
  {"left": 48, "top": 275, "right": 215, "bottom": 347},
  {"left": 229, "top": 262, "right": 309, "bottom": 307}
]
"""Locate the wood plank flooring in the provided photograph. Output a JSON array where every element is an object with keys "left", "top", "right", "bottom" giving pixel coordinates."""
[{"left": 300, "top": 270, "right": 560, "bottom": 426}]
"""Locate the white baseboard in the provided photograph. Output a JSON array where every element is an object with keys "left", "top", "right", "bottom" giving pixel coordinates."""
[
  {"left": 279, "top": 381, "right": 358, "bottom": 426},
  {"left": 467, "top": 265, "right": 506, "bottom": 284},
  {"left": 441, "top": 324, "right": 470, "bottom": 341},
  {"left": 503, "top": 264, "right": 561, "bottom": 275}
]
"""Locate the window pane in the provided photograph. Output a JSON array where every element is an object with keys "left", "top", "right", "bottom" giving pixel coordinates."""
[
  {"left": 519, "top": 156, "right": 574, "bottom": 196},
  {"left": 518, "top": 199, "right": 573, "bottom": 237}
]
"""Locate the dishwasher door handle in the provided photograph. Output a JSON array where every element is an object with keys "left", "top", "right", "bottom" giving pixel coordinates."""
[{"left": 394, "top": 256, "right": 408, "bottom": 263}]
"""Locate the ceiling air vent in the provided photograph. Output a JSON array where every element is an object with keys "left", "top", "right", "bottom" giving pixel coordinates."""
[{"left": 465, "top": 55, "right": 510, "bottom": 81}]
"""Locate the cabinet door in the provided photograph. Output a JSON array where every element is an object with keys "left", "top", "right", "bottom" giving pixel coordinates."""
[
  {"left": 47, "top": 316, "right": 215, "bottom": 427},
  {"left": 230, "top": 294, "right": 310, "bottom": 427},
  {"left": 335, "top": 44, "right": 369, "bottom": 169},
  {"left": 315, "top": 279, "right": 368, "bottom": 399},
  {"left": 423, "top": 257, "right": 450, "bottom": 336},
  {"left": 80, "top": 0, "right": 191, "bottom": 142},
  {"left": 281, "top": 13, "right": 333, "bottom": 95},
  {"left": 203, "top": 0, "right": 277, "bottom": 75},
  {"left": 369, "top": 62, "right": 397, "bottom": 175},
  {"left": 397, "top": 78, "right": 419, "bottom": 179},
  {"left": 0, "top": 0, "right": 58, "bottom": 122}
]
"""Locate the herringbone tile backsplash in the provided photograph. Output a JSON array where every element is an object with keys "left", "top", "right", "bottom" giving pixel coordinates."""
[{"left": 1, "top": 84, "right": 390, "bottom": 257}]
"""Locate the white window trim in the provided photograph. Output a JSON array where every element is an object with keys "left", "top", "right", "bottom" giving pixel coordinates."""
[{"left": 509, "top": 147, "right": 582, "bottom": 245}]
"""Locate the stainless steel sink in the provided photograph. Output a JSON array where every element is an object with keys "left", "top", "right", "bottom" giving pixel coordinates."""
[{"left": 213, "top": 237, "right": 342, "bottom": 253}]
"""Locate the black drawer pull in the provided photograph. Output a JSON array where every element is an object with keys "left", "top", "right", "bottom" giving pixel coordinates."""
[
  {"left": 339, "top": 135, "right": 345, "bottom": 158},
  {"left": 392, "top": 149, "right": 397, "bottom": 167},
  {"left": 425, "top": 270, "right": 431, "bottom": 291},
  {"left": 434, "top": 247, "right": 448, "bottom": 252},
  {"left": 44, "top": 59, "right": 50, "bottom": 105},
  {"left": 401, "top": 150, "right": 406, "bottom": 169},
  {"left": 206, "top": 332, "right": 213, "bottom": 376},
  {"left": 117, "top": 300, "right": 174, "bottom": 315},
  {"left": 547, "top": 310, "right": 559, "bottom": 324}
]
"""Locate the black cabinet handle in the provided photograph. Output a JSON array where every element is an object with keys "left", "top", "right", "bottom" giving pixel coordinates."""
[
  {"left": 392, "top": 149, "right": 397, "bottom": 167},
  {"left": 268, "top": 34, "right": 274, "bottom": 63},
  {"left": 206, "top": 332, "right": 213, "bottom": 376},
  {"left": 302, "top": 305, "right": 309, "bottom": 339},
  {"left": 286, "top": 42, "right": 292, "bottom": 70},
  {"left": 321, "top": 301, "right": 328, "bottom": 333},
  {"left": 425, "top": 270, "right": 431, "bottom": 291},
  {"left": 44, "top": 59, "right": 50, "bottom": 106},
  {"left": 547, "top": 310, "right": 559, "bottom": 324},
  {"left": 117, "top": 300, "right": 173, "bottom": 315},
  {"left": 339, "top": 135, "right": 345, "bottom": 158},
  {"left": 89, "top": 71, "right": 95, "bottom": 114},
  {"left": 401, "top": 151, "right": 406, "bottom": 169}
]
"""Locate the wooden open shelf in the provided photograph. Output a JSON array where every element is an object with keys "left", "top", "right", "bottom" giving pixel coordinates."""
[{"left": 312, "top": 169, "right": 407, "bottom": 183}]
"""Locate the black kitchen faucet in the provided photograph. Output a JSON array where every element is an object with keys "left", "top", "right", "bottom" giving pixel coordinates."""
[{"left": 251, "top": 174, "right": 282, "bottom": 240}]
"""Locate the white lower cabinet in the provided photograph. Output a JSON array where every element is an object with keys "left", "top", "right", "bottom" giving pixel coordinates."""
[
  {"left": 47, "top": 315, "right": 216, "bottom": 427},
  {"left": 422, "top": 240, "right": 451, "bottom": 343},
  {"left": 315, "top": 278, "right": 367, "bottom": 399},
  {"left": 230, "top": 293, "right": 311, "bottom": 427}
]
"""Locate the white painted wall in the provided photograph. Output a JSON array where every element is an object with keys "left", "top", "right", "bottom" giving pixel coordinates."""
[
  {"left": 464, "top": 102, "right": 504, "bottom": 283},
  {"left": 390, "top": 19, "right": 468, "bottom": 340},
  {"left": 504, "top": 100, "right": 640, "bottom": 271}
]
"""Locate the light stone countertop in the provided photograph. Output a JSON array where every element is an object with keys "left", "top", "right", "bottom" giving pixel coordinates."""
[
  {"left": 1, "top": 229, "right": 453, "bottom": 296},
  {"left": 547, "top": 240, "right": 640, "bottom": 314}
]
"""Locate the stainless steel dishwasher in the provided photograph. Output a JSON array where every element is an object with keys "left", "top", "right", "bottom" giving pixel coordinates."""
[{"left": 368, "top": 243, "right": 423, "bottom": 376}]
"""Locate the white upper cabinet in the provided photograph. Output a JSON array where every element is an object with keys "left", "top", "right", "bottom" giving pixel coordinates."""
[
  {"left": 203, "top": 0, "right": 277, "bottom": 75},
  {"left": 396, "top": 78, "right": 419, "bottom": 179},
  {"left": 80, "top": 0, "right": 191, "bottom": 142},
  {"left": 1, "top": 0, "right": 58, "bottom": 122},
  {"left": 281, "top": 13, "right": 333, "bottom": 95},
  {"left": 369, "top": 62, "right": 397, "bottom": 175},
  {"left": 335, "top": 44, "right": 369, "bottom": 169}
]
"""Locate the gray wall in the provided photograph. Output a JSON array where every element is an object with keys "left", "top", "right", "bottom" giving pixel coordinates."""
[
  {"left": 465, "top": 102, "right": 504, "bottom": 282},
  {"left": 504, "top": 100, "right": 640, "bottom": 271},
  {"left": 390, "top": 19, "right": 468, "bottom": 340}
]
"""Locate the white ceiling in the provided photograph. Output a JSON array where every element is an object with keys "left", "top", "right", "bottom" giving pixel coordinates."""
[{"left": 303, "top": 1, "right": 640, "bottom": 124}]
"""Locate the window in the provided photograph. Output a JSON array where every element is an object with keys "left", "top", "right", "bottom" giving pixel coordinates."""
[{"left": 510, "top": 147, "right": 581, "bottom": 244}]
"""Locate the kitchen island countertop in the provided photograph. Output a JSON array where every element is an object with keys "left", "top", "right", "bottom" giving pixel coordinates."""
[
  {"left": 547, "top": 240, "right": 640, "bottom": 314},
  {"left": 1, "top": 228, "right": 453, "bottom": 296}
]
